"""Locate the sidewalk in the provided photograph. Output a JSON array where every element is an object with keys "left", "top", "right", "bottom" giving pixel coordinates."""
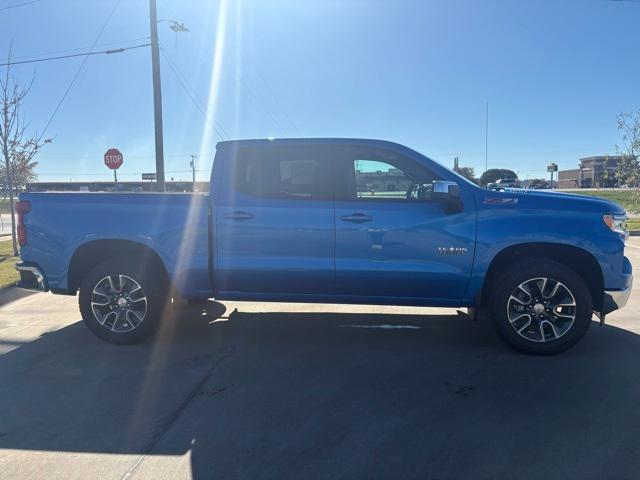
[{"left": 0, "top": 212, "right": 12, "bottom": 237}]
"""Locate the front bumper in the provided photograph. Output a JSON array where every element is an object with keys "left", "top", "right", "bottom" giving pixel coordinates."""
[
  {"left": 602, "top": 283, "right": 633, "bottom": 316},
  {"left": 15, "top": 262, "right": 49, "bottom": 292}
]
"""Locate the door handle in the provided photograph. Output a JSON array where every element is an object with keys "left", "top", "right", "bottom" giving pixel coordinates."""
[
  {"left": 340, "top": 213, "right": 373, "bottom": 223},
  {"left": 224, "top": 211, "right": 254, "bottom": 221}
]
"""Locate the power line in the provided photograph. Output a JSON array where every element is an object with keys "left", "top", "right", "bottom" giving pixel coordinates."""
[
  {"left": 159, "top": 46, "right": 230, "bottom": 139},
  {"left": 160, "top": 46, "right": 230, "bottom": 139},
  {"left": 242, "top": 50, "right": 301, "bottom": 134},
  {"left": 237, "top": 75, "right": 288, "bottom": 133},
  {"left": 0, "top": 43, "right": 149, "bottom": 67},
  {"left": 9, "top": 37, "right": 151, "bottom": 61},
  {"left": 37, "top": 0, "right": 122, "bottom": 142},
  {"left": 0, "top": 0, "right": 39, "bottom": 12},
  {"left": 161, "top": 44, "right": 295, "bottom": 139},
  {"left": 250, "top": 67, "right": 301, "bottom": 134}
]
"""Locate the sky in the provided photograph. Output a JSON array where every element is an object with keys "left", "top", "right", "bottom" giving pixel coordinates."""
[{"left": 0, "top": 0, "right": 639, "bottom": 182}]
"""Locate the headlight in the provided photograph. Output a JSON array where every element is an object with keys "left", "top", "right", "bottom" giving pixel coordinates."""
[{"left": 603, "top": 214, "right": 628, "bottom": 239}]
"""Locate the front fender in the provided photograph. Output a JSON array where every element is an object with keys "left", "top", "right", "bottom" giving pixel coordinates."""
[{"left": 464, "top": 204, "right": 625, "bottom": 303}]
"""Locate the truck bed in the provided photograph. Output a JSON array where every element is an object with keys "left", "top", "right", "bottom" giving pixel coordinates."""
[{"left": 18, "top": 192, "right": 212, "bottom": 298}]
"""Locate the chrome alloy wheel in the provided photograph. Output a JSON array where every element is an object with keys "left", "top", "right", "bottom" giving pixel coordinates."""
[
  {"left": 506, "top": 277, "right": 577, "bottom": 343},
  {"left": 90, "top": 275, "right": 147, "bottom": 333}
]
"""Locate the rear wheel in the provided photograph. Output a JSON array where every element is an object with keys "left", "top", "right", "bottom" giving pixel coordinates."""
[
  {"left": 489, "top": 259, "right": 593, "bottom": 354},
  {"left": 79, "top": 260, "right": 167, "bottom": 344}
]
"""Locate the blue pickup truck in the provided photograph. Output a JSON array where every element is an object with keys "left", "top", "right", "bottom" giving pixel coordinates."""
[{"left": 15, "top": 139, "right": 632, "bottom": 354}]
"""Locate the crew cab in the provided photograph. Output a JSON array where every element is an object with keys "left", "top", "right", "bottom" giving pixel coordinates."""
[{"left": 15, "top": 139, "right": 633, "bottom": 354}]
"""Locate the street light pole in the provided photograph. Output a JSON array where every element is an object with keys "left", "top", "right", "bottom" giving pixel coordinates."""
[{"left": 149, "top": 0, "right": 165, "bottom": 192}]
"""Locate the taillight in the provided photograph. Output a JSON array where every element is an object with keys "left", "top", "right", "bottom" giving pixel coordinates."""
[
  {"left": 15, "top": 201, "right": 31, "bottom": 215},
  {"left": 17, "top": 223, "right": 27, "bottom": 246},
  {"left": 15, "top": 200, "right": 31, "bottom": 247}
]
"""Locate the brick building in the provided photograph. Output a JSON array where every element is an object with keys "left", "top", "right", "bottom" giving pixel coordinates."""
[{"left": 557, "top": 156, "right": 636, "bottom": 188}]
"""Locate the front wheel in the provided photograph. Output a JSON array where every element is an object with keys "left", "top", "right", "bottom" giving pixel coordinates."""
[
  {"left": 79, "top": 260, "right": 167, "bottom": 344},
  {"left": 489, "top": 259, "right": 593, "bottom": 355}
]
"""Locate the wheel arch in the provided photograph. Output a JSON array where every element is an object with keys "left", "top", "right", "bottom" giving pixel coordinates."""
[
  {"left": 68, "top": 239, "right": 169, "bottom": 294},
  {"left": 481, "top": 242, "right": 604, "bottom": 311}
]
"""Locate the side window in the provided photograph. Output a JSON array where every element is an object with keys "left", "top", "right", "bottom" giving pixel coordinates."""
[
  {"left": 236, "top": 151, "right": 331, "bottom": 199},
  {"left": 348, "top": 157, "right": 437, "bottom": 201},
  {"left": 354, "top": 160, "right": 416, "bottom": 199},
  {"left": 279, "top": 160, "right": 318, "bottom": 197}
]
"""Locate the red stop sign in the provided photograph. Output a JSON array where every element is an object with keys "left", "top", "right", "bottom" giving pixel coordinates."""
[{"left": 104, "top": 148, "right": 123, "bottom": 170}]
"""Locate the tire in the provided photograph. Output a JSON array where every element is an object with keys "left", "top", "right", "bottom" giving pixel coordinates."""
[
  {"left": 489, "top": 259, "right": 593, "bottom": 355},
  {"left": 79, "top": 259, "right": 168, "bottom": 344}
]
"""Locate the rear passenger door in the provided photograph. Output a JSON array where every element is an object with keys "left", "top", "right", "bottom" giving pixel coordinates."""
[{"left": 215, "top": 145, "right": 335, "bottom": 297}]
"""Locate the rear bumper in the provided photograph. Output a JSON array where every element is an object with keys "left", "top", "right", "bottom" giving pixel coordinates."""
[{"left": 15, "top": 262, "right": 48, "bottom": 292}]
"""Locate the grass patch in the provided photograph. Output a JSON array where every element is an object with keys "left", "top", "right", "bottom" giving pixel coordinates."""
[
  {"left": 560, "top": 189, "right": 640, "bottom": 213},
  {"left": 0, "top": 239, "right": 19, "bottom": 289},
  {"left": 627, "top": 218, "right": 640, "bottom": 231}
]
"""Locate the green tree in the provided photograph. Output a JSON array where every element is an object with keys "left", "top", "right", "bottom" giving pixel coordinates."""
[
  {"left": 480, "top": 168, "right": 518, "bottom": 186},
  {"left": 614, "top": 156, "right": 639, "bottom": 188}
]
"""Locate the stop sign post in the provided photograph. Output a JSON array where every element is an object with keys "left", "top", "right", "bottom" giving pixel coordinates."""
[{"left": 104, "top": 148, "right": 123, "bottom": 184}]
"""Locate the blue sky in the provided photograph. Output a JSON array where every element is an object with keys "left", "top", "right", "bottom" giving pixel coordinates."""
[{"left": 1, "top": 0, "right": 639, "bottom": 182}]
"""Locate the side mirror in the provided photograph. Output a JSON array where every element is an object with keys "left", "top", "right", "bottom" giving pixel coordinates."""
[
  {"left": 432, "top": 180, "right": 460, "bottom": 199},
  {"left": 432, "top": 180, "right": 462, "bottom": 213}
]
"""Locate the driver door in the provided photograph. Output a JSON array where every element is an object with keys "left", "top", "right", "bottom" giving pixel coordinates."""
[{"left": 333, "top": 146, "right": 476, "bottom": 303}]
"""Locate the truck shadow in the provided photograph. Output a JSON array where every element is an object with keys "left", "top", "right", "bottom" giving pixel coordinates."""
[{"left": 1, "top": 301, "right": 640, "bottom": 478}]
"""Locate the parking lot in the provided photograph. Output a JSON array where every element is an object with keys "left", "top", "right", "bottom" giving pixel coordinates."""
[{"left": 0, "top": 239, "right": 638, "bottom": 479}]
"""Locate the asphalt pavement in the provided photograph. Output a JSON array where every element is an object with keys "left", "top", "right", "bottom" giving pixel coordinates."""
[{"left": 0, "top": 240, "right": 639, "bottom": 479}]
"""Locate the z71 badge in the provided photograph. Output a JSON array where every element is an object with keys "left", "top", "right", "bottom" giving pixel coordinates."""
[{"left": 438, "top": 247, "right": 468, "bottom": 255}]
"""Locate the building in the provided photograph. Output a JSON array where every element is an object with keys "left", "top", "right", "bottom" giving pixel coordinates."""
[
  {"left": 25, "top": 181, "right": 210, "bottom": 193},
  {"left": 355, "top": 168, "right": 413, "bottom": 194},
  {"left": 557, "top": 168, "right": 582, "bottom": 189},
  {"left": 557, "top": 156, "right": 636, "bottom": 189}
]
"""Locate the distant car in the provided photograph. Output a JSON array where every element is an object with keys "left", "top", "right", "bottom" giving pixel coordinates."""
[
  {"left": 493, "top": 179, "right": 519, "bottom": 189},
  {"left": 15, "top": 138, "right": 633, "bottom": 354}
]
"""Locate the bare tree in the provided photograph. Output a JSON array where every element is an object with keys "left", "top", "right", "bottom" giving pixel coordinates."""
[
  {"left": 0, "top": 46, "right": 51, "bottom": 256},
  {"left": 453, "top": 165, "right": 478, "bottom": 184},
  {"left": 616, "top": 111, "right": 640, "bottom": 184},
  {"left": 617, "top": 110, "right": 640, "bottom": 157}
]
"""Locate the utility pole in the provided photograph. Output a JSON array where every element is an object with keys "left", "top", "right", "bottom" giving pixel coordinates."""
[
  {"left": 149, "top": 0, "right": 165, "bottom": 192},
  {"left": 190, "top": 154, "right": 197, "bottom": 191},
  {"left": 485, "top": 102, "right": 489, "bottom": 176}
]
